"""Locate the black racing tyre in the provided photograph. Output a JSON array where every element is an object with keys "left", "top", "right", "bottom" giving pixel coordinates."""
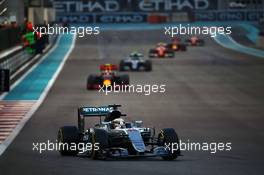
[
  {"left": 185, "top": 39, "right": 191, "bottom": 45},
  {"left": 180, "top": 44, "right": 187, "bottom": 51},
  {"left": 144, "top": 60, "right": 152, "bottom": 71},
  {"left": 58, "top": 126, "right": 80, "bottom": 156},
  {"left": 199, "top": 40, "right": 205, "bottom": 46},
  {"left": 91, "top": 129, "right": 109, "bottom": 160},
  {"left": 119, "top": 74, "right": 129, "bottom": 85},
  {"left": 119, "top": 60, "right": 126, "bottom": 71},
  {"left": 87, "top": 75, "right": 97, "bottom": 90},
  {"left": 166, "top": 44, "right": 172, "bottom": 50},
  {"left": 148, "top": 49, "right": 157, "bottom": 58},
  {"left": 158, "top": 128, "right": 180, "bottom": 160},
  {"left": 167, "top": 50, "right": 175, "bottom": 58}
]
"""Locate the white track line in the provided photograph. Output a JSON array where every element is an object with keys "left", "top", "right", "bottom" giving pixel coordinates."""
[
  {"left": 0, "top": 34, "right": 76, "bottom": 156},
  {"left": 213, "top": 33, "right": 264, "bottom": 58}
]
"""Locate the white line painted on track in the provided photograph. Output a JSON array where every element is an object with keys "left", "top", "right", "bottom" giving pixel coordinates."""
[
  {"left": 214, "top": 33, "right": 264, "bottom": 58},
  {"left": 0, "top": 34, "right": 76, "bottom": 156}
]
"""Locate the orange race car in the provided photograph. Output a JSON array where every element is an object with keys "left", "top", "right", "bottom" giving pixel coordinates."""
[
  {"left": 185, "top": 36, "right": 205, "bottom": 46},
  {"left": 149, "top": 43, "right": 175, "bottom": 58}
]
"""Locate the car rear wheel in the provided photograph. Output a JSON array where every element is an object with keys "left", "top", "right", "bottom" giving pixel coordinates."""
[
  {"left": 167, "top": 50, "right": 175, "bottom": 58},
  {"left": 87, "top": 75, "right": 97, "bottom": 90},
  {"left": 119, "top": 74, "right": 129, "bottom": 85},
  {"left": 91, "top": 129, "right": 109, "bottom": 160},
  {"left": 148, "top": 49, "right": 156, "bottom": 58},
  {"left": 158, "top": 128, "right": 180, "bottom": 160},
  {"left": 180, "top": 44, "right": 187, "bottom": 51},
  {"left": 199, "top": 40, "right": 205, "bottom": 46},
  {"left": 119, "top": 60, "right": 126, "bottom": 71},
  {"left": 58, "top": 126, "right": 80, "bottom": 156},
  {"left": 145, "top": 60, "right": 152, "bottom": 71}
]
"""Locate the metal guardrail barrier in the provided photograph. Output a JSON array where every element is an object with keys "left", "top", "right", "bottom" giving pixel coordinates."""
[
  {"left": 0, "top": 34, "right": 57, "bottom": 92},
  {"left": 0, "top": 47, "right": 32, "bottom": 74},
  {"left": 0, "top": 34, "right": 57, "bottom": 74},
  {"left": 0, "top": 69, "right": 9, "bottom": 92}
]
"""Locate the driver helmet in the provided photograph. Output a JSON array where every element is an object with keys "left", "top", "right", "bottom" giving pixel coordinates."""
[
  {"left": 112, "top": 118, "right": 125, "bottom": 129},
  {"left": 157, "top": 42, "right": 166, "bottom": 46}
]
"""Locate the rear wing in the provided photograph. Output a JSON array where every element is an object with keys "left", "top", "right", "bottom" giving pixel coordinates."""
[
  {"left": 78, "top": 105, "right": 126, "bottom": 132},
  {"left": 100, "top": 64, "right": 118, "bottom": 71},
  {"left": 129, "top": 52, "right": 143, "bottom": 57},
  {"left": 79, "top": 106, "right": 113, "bottom": 117}
]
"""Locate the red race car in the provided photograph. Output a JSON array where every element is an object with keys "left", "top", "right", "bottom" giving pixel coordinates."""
[
  {"left": 149, "top": 43, "right": 175, "bottom": 58},
  {"left": 87, "top": 64, "right": 129, "bottom": 90},
  {"left": 166, "top": 38, "right": 187, "bottom": 51},
  {"left": 185, "top": 36, "right": 205, "bottom": 46}
]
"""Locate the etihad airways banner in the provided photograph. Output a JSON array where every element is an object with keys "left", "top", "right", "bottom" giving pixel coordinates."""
[
  {"left": 54, "top": 0, "right": 218, "bottom": 23},
  {"left": 53, "top": 0, "right": 218, "bottom": 13},
  {"left": 195, "top": 11, "right": 264, "bottom": 21}
]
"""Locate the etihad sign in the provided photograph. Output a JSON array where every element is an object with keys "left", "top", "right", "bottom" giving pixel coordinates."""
[{"left": 54, "top": 0, "right": 214, "bottom": 13}]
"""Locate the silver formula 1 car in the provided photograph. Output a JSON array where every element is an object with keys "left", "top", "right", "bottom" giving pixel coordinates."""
[
  {"left": 119, "top": 52, "right": 152, "bottom": 71},
  {"left": 57, "top": 104, "right": 181, "bottom": 160}
]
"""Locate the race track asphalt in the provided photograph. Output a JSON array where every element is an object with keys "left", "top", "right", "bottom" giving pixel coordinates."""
[{"left": 0, "top": 29, "right": 264, "bottom": 175}]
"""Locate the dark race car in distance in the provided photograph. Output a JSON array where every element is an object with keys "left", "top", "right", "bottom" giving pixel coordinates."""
[
  {"left": 185, "top": 36, "right": 205, "bottom": 46},
  {"left": 87, "top": 64, "right": 129, "bottom": 90},
  {"left": 57, "top": 104, "right": 181, "bottom": 160},
  {"left": 166, "top": 38, "right": 187, "bottom": 51},
  {"left": 119, "top": 52, "right": 152, "bottom": 71},
  {"left": 149, "top": 43, "right": 175, "bottom": 58}
]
